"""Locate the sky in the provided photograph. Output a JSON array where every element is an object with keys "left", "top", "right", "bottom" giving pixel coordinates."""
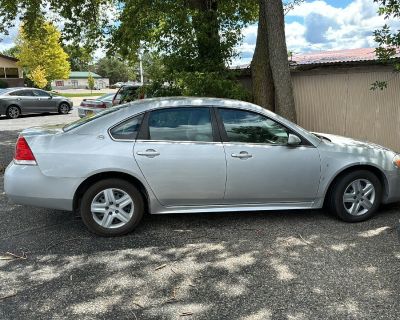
[
  {"left": 236, "top": 0, "right": 400, "bottom": 65},
  {"left": 0, "top": 0, "right": 398, "bottom": 66}
]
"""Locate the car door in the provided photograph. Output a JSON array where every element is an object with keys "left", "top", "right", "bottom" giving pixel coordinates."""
[
  {"left": 8, "top": 89, "right": 37, "bottom": 113},
  {"left": 217, "top": 107, "right": 321, "bottom": 204},
  {"left": 33, "top": 90, "right": 57, "bottom": 112},
  {"left": 133, "top": 106, "right": 226, "bottom": 207}
]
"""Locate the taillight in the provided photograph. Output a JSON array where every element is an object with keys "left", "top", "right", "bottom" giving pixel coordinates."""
[
  {"left": 14, "top": 136, "right": 37, "bottom": 165},
  {"left": 98, "top": 103, "right": 107, "bottom": 109}
]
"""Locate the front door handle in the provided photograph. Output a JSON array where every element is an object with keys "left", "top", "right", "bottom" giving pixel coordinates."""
[
  {"left": 136, "top": 149, "right": 160, "bottom": 158},
  {"left": 231, "top": 151, "right": 252, "bottom": 159}
]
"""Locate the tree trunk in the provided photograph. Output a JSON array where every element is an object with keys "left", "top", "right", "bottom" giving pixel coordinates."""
[
  {"left": 264, "top": 0, "right": 297, "bottom": 122},
  {"left": 189, "top": 0, "right": 223, "bottom": 71},
  {"left": 251, "top": 0, "right": 275, "bottom": 111}
]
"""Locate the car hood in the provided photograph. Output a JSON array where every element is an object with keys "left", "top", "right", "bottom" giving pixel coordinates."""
[{"left": 314, "top": 132, "right": 394, "bottom": 153}]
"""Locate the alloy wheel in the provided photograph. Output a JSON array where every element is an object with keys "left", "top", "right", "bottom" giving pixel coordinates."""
[
  {"left": 91, "top": 188, "right": 134, "bottom": 229},
  {"left": 342, "top": 179, "right": 375, "bottom": 216},
  {"left": 59, "top": 103, "right": 69, "bottom": 114},
  {"left": 7, "top": 106, "right": 20, "bottom": 119}
]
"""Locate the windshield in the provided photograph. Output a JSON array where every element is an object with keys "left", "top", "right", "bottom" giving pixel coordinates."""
[{"left": 63, "top": 105, "right": 127, "bottom": 132}]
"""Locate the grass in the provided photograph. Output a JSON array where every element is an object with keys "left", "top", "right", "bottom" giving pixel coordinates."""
[{"left": 53, "top": 92, "right": 109, "bottom": 98}]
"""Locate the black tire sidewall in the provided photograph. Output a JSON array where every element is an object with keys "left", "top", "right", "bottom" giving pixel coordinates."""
[
  {"left": 330, "top": 170, "right": 382, "bottom": 222},
  {"left": 80, "top": 179, "right": 144, "bottom": 236}
]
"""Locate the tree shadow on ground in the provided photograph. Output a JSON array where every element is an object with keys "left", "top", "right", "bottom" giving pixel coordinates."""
[{"left": 1, "top": 183, "right": 399, "bottom": 320}]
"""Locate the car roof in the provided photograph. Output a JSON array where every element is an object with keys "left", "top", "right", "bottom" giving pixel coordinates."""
[{"left": 70, "top": 96, "right": 321, "bottom": 146}]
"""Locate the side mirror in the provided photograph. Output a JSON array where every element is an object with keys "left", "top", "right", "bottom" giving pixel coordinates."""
[{"left": 287, "top": 134, "right": 302, "bottom": 146}]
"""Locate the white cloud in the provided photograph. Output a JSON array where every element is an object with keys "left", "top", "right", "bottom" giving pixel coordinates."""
[{"left": 233, "top": 0, "right": 400, "bottom": 65}]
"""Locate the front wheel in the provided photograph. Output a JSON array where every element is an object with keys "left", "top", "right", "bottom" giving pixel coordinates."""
[
  {"left": 328, "top": 170, "right": 382, "bottom": 222},
  {"left": 58, "top": 103, "right": 70, "bottom": 114},
  {"left": 80, "top": 179, "right": 144, "bottom": 236}
]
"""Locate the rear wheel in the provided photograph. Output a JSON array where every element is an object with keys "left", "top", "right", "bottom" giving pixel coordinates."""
[
  {"left": 328, "top": 170, "right": 382, "bottom": 222},
  {"left": 80, "top": 179, "right": 144, "bottom": 236},
  {"left": 58, "top": 103, "right": 70, "bottom": 114},
  {"left": 6, "top": 105, "right": 21, "bottom": 119}
]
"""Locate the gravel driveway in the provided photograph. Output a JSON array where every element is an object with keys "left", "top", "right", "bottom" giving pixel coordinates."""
[{"left": 0, "top": 111, "right": 399, "bottom": 320}]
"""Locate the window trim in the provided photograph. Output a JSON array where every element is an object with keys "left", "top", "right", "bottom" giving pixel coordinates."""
[
  {"left": 137, "top": 106, "right": 220, "bottom": 143},
  {"left": 215, "top": 107, "right": 313, "bottom": 147},
  {"left": 108, "top": 112, "right": 145, "bottom": 142}
]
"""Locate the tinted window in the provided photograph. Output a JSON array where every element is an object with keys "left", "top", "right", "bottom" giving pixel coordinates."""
[
  {"left": 33, "top": 90, "right": 50, "bottom": 97},
  {"left": 9, "top": 90, "right": 34, "bottom": 96},
  {"left": 148, "top": 107, "right": 213, "bottom": 142},
  {"left": 110, "top": 115, "right": 143, "bottom": 140},
  {"left": 219, "top": 109, "right": 289, "bottom": 144},
  {"left": 115, "top": 86, "right": 139, "bottom": 104}
]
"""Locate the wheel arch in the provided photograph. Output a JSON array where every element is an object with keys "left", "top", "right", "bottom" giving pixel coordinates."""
[
  {"left": 323, "top": 164, "right": 389, "bottom": 206},
  {"left": 6, "top": 103, "right": 22, "bottom": 113},
  {"left": 73, "top": 171, "right": 150, "bottom": 213}
]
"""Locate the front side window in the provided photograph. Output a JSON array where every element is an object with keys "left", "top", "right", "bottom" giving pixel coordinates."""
[
  {"left": 219, "top": 108, "right": 289, "bottom": 144},
  {"left": 33, "top": 90, "right": 50, "bottom": 97},
  {"left": 110, "top": 114, "right": 143, "bottom": 140},
  {"left": 148, "top": 107, "right": 213, "bottom": 142}
]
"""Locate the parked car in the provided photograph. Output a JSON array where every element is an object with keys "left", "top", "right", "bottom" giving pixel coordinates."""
[
  {"left": 0, "top": 87, "right": 73, "bottom": 119},
  {"left": 112, "top": 84, "right": 142, "bottom": 105},
  {"left": 5, "top": 97, "right": 400, "bottom": 236},
  {"left": 78, "top": 93, "right": 115, "bottom": 118},
  {"left": 109, "top": 82, "right": 124, "bottom": 89}
]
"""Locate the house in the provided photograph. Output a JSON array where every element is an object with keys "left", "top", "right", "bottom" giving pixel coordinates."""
[
  {"left": 51, "top": 71, "right": 110, "bottom": 89},
  {"left": 236, "top": 48, "right": 400, "bottom": 151},
  {"left": 0, "top": 54, "right": 24, "bottom": 87}
]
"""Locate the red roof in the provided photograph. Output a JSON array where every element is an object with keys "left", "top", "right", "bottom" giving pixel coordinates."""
[{"left": 290, "top": 48, "right": 396, "bottom": 65}]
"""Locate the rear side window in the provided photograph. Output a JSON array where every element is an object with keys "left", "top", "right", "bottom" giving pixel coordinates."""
[
  {"left": 110, "top": 114, "right": 143, "bottom": 140},
  {"left": 148, "top": 107, "right": 213, "bottom": 142},
  {"left": 9, "top": 90, "right": 34, "bottom": 96},
  {"left": 33, "top": 90, "right": 50, "bottom": 97}
]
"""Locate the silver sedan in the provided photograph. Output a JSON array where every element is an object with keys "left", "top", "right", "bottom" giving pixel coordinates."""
[{"left": 5, "top": 97, "right": 400, "bottom": 236}]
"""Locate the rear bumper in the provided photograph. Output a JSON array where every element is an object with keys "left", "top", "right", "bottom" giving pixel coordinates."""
[
  {"left": 77, "top": 107, "right": 102, "bottom": 118},
  {"left": 4, "top": 162, "right": 81, "bottom": 211}
]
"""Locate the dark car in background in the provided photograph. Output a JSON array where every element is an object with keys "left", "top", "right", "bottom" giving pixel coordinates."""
[
  {"left": 0, "top": 87, "right": 72, "bottom": 119},
  {"left": 112, "top": 84, "right": 142, "bottom": 106},
  {"left": 78, "top": 93, "right": 115, "bottom": 118}
]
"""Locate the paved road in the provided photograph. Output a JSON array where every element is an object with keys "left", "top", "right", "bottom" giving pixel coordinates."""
[{"left": 0, "top": 112, "right": 399, "bottom": 320}]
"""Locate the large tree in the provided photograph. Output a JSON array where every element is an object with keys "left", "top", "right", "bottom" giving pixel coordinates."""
[
  {"left": 95, "top": 56, "right": 137, "bottom": 84},
  {"left": 251, "top": 0, "right": 299, "bottom": 122},
  {"left": 16, "top": 20, "right": 70, "bottom": 86}
]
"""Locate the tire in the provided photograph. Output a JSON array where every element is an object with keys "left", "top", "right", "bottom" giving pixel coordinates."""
[
  {"left": 6, "top": 105, "right": 21, "bottom": 119},
  {"left": 80, "top": 178, "right": 145, "bottom": 236},
  {"left": 328, "top": 170, "right": 382, "bottom": 222},
  {"left": 58, "top": 103, "right": 70, "bottom": 114}
]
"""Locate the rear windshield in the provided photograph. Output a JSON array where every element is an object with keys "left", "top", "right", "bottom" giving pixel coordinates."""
[{"left": 63, "top": 105, "right": 128, "bottom": 132}]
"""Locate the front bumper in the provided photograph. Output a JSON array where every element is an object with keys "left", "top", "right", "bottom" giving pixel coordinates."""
[
  {"left": 4, "top": 162, "right": 81, "bottom": 211},
  {"left": 382, "top": 169, "right": 400, "bottom": 204}
]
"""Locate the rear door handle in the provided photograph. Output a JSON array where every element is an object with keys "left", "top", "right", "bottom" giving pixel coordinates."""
[
  {"left": 136, "top": 149, "right": 160, "bottom": 158},
  {"left": 231, "top": 151, "right": 252, "bottom": 159}
]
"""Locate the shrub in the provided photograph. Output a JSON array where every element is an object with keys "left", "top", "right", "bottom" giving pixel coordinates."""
[{"left": 0, "top": 79, "right": 8, "bottom": 88}]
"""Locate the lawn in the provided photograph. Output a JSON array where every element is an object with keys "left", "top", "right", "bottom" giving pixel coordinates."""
[{"left": 53, "top": 92, "right": 109, "bottom": 98}]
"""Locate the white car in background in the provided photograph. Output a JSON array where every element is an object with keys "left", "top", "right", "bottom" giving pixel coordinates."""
[{"left": 77, "top": 93, "right": 115, "bottom": 118}]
